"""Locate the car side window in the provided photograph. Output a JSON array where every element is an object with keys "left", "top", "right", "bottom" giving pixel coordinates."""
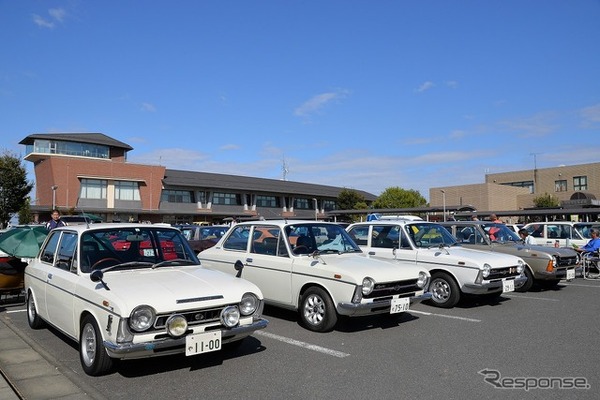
[
  {"left": 40, "top": 231, "right": 61, "bottom": 264},
  {"left": 347, "top": 227, "right": 368, "bottom": 246},
  {"left": 223, "top": 225, "right": 251, "bottom": 251},
  {"left": 55, "top": 232, "right": 78, "bottom": 272},
  {"left": 251, "top": 226, "right": 281, "bottom": 256}
]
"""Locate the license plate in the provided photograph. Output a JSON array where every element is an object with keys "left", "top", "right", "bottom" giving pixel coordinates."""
[
  {"left": 390, "top": 297, "right": 410, "bottom": 314},
  {"left": 185, "top": 331, "right": 222, "bottom": 356},
  {"left": 502, "top": 279, "right": 515, "bottom": 293},
  {"left": 566, "top": 268, "right": 575, "bottom": 280}
]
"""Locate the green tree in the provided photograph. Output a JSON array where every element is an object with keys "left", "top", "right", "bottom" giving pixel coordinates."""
[
  {"left": 373, "top": 187, "right": 427, "bottom": 209},
  {"left": 533, "top": 192, "right": 560, "bottom": 208},
  {"left": 337, "top": 189, "right": 368, "bottom": 222},
  {"left": 337, "top": 188, "right": 365, "bottom": 210},
  {"left": 18, "top": 197, "right": 33, "bottom": 224},
  {"left": 0, "top": 151, "right": 34, "bottom": 228}
]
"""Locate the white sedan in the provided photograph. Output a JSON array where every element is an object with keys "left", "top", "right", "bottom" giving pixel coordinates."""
[
  {"left": 347, "top": 220, "right": 527, "bottom": 308},
  {"left": 24, "top": 223, "right": 268, "bottom": 376},
  {"left": 199, "top": 220, "right": 431, "bottom": 332}
]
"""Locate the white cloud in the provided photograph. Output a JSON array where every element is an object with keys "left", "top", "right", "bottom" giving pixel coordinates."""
[
  {"left": 32, "top": 8, "right": 66, "bottom": 29},
  {"left": 141, "top": 102, "right": 156, "bottom": 112},
  {"left": 446, "top": 80, "right": 458, "bottom": 88},
  {"left": 580, "top": 103, "right": 600, "bottom": 127},
  {"left": 294, "top": 89, "right": 349, "bottom": 117},
  {"left": 415, "top": 81, "right": 434, "bottom": 93},
  {"left": 499, "top": 112, "right": 559, "bottom": 137},
  {"left": 219, "top": 144, "right": 239, "bottom": 151}
]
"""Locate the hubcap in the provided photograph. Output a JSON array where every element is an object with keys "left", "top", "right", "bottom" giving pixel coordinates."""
[
  {"left": 303, "top": 295, "right": 325, "bottom": 325},
  {"left": 81, "top": 324, "right": 97, "bottom": 367},
  {"left": 431, "top": 279, "right": 450, "bottom": 302}
]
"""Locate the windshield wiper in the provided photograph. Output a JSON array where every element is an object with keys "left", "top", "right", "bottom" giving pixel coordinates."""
[
  {"left": 152, "top": 259, "right": 198, "bottom": 269},
  {"left": 102, "top": 261, "right": 154, "bottom": 272}
]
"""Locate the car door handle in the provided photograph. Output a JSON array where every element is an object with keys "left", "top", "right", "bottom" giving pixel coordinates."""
[
  {"left": 368, "top": 251, "right": 375, "bottom": 255},
  {"left": 47, "top": 273, "right": 53, "bottom": 279},
  {"left": 245, "top": 258, "right": 253, "bottom": 264}
]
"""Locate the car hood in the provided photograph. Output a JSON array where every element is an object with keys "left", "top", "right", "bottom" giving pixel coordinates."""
[
  {"left": 293, "top": 252, "right": 429, "bottom": 283},
  {"left": 494, "top": 242, "right": 578, "bottom": 257},
  {"left": 414, "top": 245, "right": 524, "bottom": 268},
  {"left": 94, "top": 266, "right": 262, "bottom": 313}
]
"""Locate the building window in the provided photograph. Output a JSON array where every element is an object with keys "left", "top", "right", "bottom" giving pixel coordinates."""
[
  {"left": 27, "top": 139, "right": 109, "bottom": 159},
  {"left": 554, "top": 180, "right": 567, "bottom": 192},
  {"left": 161, "top": 190, "right": 194, "bottom": 203},
  {"left": 196, "top": 191, "right": 206, "bottom": 203},
  {"left": 323, "top": 200, "right": 337, "bottom": 211},
  {"left": 80, "top": 179, "right": 107, "bottom": 199},
  {"left": 256, "top": 195, "right": 279, "bottom": 207},
  {"left": 213, "top": 192, "right": 241, "bottom": 205},
  {"left": 501, "top": 181, "right": 534, "bottom": 194},
  {"left": 573, "top": 176, "right": 587, "bottom": 191},
  {"left": 115, "top": 181, "right": 141, "bottom": 201},
  {"left": 294, "top": 198, "right": 311, "bottom": 209}
]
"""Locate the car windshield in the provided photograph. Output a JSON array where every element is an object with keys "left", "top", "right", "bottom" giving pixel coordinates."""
[
  {"left": 285, "top": 223, "right": 361, "bottom": 254},
  {"left": 405, "top": 223, "right": 459, "bottom": 248},
  {"left": 80, "top": 227, "right": 199, "bottom": 273},
  {"left": 481, "top": 223, "right": 521, "bottom": 243}
]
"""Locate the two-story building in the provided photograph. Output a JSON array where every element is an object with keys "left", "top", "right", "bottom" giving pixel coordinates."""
[{"left": 21, "top": 133, "right": 376, "bottom": 224}]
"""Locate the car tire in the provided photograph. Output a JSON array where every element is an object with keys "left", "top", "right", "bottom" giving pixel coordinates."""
[
  {"left": 428, "top": 272, "right": 460, "bottom": 308},
  {"left": 80, "top": 315, "right": 114, "bottom": 376},
  {"left": 299, "top": 287, "right": 338, "bottom": 332},
  {"left": 26, "top": 291, "right": 45, "bottom": 329},
  {"left": 515, "top": 267, "right": 534, "bottom": 292}
]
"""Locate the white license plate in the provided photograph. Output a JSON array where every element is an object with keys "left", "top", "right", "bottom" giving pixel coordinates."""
[
  {"left": 566, "top": 269, "right": 575, "bottom": 280},
  {"left": 390, "top": 297, "right": 410, "bottom": 314},
  {"left": 502, "top": 279, "right": 515, "bottom": 293},
  {"left": 185, "top": 331, "right": 222, "bottom": 356}
]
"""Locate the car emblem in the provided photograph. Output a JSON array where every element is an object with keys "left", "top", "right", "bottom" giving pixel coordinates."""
[{"left": 194, "top": 313, "right": 205, "bottom": 321}]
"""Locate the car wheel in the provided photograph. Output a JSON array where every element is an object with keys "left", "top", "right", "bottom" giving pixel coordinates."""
[
  {"left": 300, "top": 287, "right": 338, "bottom": 332},
  {"left": 80, "top": 315, "right": 114, "bottom": 376},
  {"left": 428, "top": 272, "right": 460, "bottom": 308},
  {"left": 515, "top": 267, "right": 534, "bottom": 292},
  {"left": 26, "top": 291, "right": 45, "bottom": 329}
]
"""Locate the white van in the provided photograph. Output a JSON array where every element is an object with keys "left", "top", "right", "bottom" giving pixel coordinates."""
[{"left": 522, "top": 222, "right": 587, "bottom": 248}]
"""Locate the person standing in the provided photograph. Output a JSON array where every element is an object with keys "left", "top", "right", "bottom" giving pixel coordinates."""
[
  {"left": 518, "top": 228, "right": 536, "bottom": 245},
  {"left": 46, "top": 209, "right": 66, "bottom": 231}
]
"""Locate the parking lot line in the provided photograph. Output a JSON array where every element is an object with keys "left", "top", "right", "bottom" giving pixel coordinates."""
[
  {"left": 504, "top": 293, "right": 559, "bottom": 302},
  {"left": 255, "top": 331, "right": 350, "bottom": 358},
  {"left": 409, "top": 310, "right": 481, "bottom": 322}
]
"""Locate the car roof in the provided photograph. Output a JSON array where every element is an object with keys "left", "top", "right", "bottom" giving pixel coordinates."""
[
  {"left": 232, "top": 220, "right": 342, "bottom": 228},
  {"left": 51, "top": 223, "right": 181, "bottom": 233},
  {"left": 350, "top": 220, "right": 438, "bottom": 226}
]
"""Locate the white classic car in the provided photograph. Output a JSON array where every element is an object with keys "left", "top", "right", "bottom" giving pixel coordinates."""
[
  {"left": 198, "top": 220, "right": 431, "bottom": 332},
  {"left": 24, "top": 223, "right": 268, "bottom": 376},
  {"left": 347, "top": 220, "right": 527, "bottom": 308}
]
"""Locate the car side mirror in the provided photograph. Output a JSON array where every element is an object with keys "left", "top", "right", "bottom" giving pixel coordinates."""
[
  {"left": 90, "top": 269, "right": 110, "bottom": 290},
  {"left": 234, "top": 260, "right": 244, "bottom": 278}
]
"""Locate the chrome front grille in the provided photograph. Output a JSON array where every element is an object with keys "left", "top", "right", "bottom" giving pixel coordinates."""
[
  {"left": 488, "top": 266, "right": 521, "bottom": 280},
  {"left": 364, "top": 278, "right": 420, "bottom": 299},
  {"left": 153, "top": 307, "right": 224, "bottom": 330}
]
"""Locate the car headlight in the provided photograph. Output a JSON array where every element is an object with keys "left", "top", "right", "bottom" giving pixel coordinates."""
[
  {"left": 417, "top": 271, "right": 428, "bottom": 289},
  {"left": 551, "top": 256, "right": 558, "bottom": 269},
  {"left": 361, "top": 277, "right": 375, "bottom": 295},
  {"left": 129, "top": 305, "right": 156, "bottom": 332},
  {"left": 239, "top": 292, "right": 259, "bottom": 316},
  {"left": 221, "top": 306, "right": 240, "bottom": 328},
  {"left": 165, "top": 314, "right": 188, "bottom": 337},
  {"left": 482, "top": 264, "right": 491, "bottom": 279},
  {"left": 517, "top": 259, "right": 525, "bottom": 274}
]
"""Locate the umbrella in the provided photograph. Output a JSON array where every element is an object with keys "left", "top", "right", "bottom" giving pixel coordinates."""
[{"left": 0, "top": 226, "right": 48, "bottom": 258}]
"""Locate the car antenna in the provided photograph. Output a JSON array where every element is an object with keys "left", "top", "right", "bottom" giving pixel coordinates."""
[{"left": 76, "top": 198, "right": 90, "bottom": 229}]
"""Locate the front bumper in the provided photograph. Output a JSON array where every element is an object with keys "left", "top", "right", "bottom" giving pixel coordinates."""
[
  {"left": 462, "top": 275, "right": 527, "bottom": 295},
  {"left": 534, "top": 267, "right": 575, "bottom": 280},
  {"left": 104, "top": 318, "right": 268, "bottom": 359},
  {"left": 337, "top": 292, "right": 432, "bottom": 316}
]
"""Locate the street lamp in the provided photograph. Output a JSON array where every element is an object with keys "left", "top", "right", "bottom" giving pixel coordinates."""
[
  {"left": 440, "top": 190, "right": 446, "bottom": 222},
  {"left": 312, "top": 198, "right": 318, "bottom": 221},
  {"left": 51, "top": 185, "right": 58, "bottom": 210}
]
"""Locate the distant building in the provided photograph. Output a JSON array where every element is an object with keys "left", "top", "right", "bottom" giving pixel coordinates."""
[
  {"left": 430, "top": 162, "right": 600, "bottom": 215},
  {"left": 20, "top": 133, "right": 376, "bottom": 224}
]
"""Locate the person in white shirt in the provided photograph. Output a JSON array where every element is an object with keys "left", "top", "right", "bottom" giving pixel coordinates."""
[{"left": 518, "top": 228, "right": 535, "bottom": 245}]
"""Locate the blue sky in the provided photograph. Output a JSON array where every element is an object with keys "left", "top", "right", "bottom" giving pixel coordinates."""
[{"left": 2, "top": 1, "right": 599, "bottom": 201}]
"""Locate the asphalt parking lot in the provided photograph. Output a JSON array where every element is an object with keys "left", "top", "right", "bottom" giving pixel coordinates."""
[{"left": 1, "top": 277, "right": 599, "bottom": 400}]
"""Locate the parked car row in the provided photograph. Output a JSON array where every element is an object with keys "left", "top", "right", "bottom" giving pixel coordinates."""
[{"left": 22, "top": 217, "right": 584, "bottom": 377}]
